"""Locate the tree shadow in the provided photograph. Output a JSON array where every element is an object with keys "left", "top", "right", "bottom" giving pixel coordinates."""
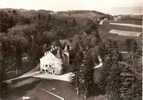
[{"left": 88, "top": 83, "right": 106, "bottom": 98}]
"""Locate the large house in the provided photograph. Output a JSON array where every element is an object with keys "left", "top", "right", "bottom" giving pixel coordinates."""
[
  {"left": 40, "top": 40, "right": 70, "bottom": 75},
  {"left": 40, "top": 51, "right": 63, "bottom": 75}
]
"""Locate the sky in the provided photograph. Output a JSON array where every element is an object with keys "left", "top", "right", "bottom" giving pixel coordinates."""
[{"left": 0, "top": 0, "right": 142, "bottom": 15}]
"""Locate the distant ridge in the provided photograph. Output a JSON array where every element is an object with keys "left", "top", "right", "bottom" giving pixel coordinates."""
[{"left": 0, "top": 8, "right": 112, "bottom": 20}]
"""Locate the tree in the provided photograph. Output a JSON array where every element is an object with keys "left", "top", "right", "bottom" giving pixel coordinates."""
[
  {"left": 0, "top": 10, "right": 16, "bottom": 32},
  {"left": 0, "top": 33, "right": 10, "bottom": 98},
  {"left": 125, "top": 39, "right": 137, "bottom": 52},
  {"left": 7, "top": 25, "right": 29, "bottom": 73}
]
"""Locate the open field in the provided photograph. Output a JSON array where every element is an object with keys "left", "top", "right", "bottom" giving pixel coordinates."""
[
  {"left": 99, "top": 19, "right": 142, "bottom": 41},
  {"left": 110, "top": 23, "right": 142, "bottom": 28},
  {"left": 109, "top": 29, "right": 141, "bottom": 37}
]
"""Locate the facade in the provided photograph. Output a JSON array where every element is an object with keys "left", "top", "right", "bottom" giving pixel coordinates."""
[{"left": 40, "top": 51, "right": 63, "bottom": 75}]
